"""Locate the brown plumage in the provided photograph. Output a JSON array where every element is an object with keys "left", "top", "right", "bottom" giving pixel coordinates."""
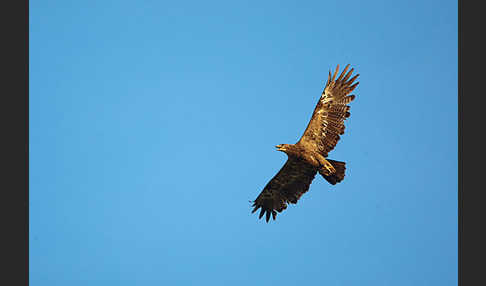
[{"left": 251, "top": 64, "right": 359, "bottom": 222}]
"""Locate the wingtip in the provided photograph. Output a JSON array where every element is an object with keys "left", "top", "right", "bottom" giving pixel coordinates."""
[
  {"left": 326, "top": 69, "right": 332, "bottom": 87},
  {"left": 331, "top": 65, "right": 339, "bottom": 82},
  {"left": 251, "top": 205, "right": 259, "bottom": 214},
  {"left": 259, "top": 208, "right": 265, "bottom": 219},
  {"left": 347, "top": 74, "right": 359, "bottom": 85},
  {"left": 337, "top": 64, "right": 350, "bottom": 82},
  {"left": 343, "top": 67, "right": 354, "bottom": 82}
]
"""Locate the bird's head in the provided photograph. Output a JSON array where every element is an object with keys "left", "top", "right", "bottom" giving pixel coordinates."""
[{"left": 275, "top": 144, "right": 292, "bottom": 153}]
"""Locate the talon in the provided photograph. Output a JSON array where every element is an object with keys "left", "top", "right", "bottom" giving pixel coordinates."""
[{"left": 325, "top": 162, "right": 336, "bottom": 173}]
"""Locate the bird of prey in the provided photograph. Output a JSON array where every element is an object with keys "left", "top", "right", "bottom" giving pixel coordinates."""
[{"left": 251, "top": 64, "right": 359, "bottom": 222}]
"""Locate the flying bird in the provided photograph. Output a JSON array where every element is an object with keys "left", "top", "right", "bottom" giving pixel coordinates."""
[{"left": 251, "top": 64, "right": 359, "bottom": 222}]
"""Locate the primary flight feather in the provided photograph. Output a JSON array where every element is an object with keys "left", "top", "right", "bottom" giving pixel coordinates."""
[{"left": 251, "top": 64, "right": 359, "bottom": 222}]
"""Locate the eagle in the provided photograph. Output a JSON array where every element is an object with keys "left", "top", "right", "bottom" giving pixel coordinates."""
[{"left": 251, "top": 64, "right": 359, "bottom": 222}]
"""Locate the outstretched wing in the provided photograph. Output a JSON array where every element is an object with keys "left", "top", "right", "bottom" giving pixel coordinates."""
[
  {"left": 251, "top": 157, "right": 317, "bottom": 222},
  {"left": 298, "top": 64, "right": 359, "bottom": 156}
]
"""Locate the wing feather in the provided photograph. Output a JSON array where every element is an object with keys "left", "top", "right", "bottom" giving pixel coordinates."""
[
  {"left": 251, "top": 157, "right": 317, "bottom": 222},
  {"left": 298, "top": 64, "right": 359, "bottom": 156}
]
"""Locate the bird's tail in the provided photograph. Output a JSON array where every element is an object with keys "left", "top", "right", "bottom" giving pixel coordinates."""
[{"left": 319, "top": 159, "right": 346, "bottom": 185}]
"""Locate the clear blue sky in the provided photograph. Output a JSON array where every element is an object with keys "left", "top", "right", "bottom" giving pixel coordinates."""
[{"left": 30, "top": 0, "right": 457, "bottom": 285}]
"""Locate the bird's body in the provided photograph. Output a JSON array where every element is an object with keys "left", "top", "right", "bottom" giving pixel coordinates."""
[{"left": 251, "top": 64, "right": 359, "bottom": 222}]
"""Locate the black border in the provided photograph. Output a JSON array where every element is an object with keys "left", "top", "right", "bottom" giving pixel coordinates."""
[
  {"left": 2, "top": 0, "right": 28, "bottom": 285},
  {"left": 459, "top": 1, "right": 485, "bottom": 285}
]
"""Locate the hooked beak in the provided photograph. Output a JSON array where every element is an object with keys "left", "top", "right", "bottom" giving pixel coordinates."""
[{"left": 275, "top": 144, "right": 284, "bottom": 151}]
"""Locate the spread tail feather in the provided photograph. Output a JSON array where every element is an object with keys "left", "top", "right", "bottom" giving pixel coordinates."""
[{"left": 319, "top": 159, "right": 346, "bottom": 185}]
